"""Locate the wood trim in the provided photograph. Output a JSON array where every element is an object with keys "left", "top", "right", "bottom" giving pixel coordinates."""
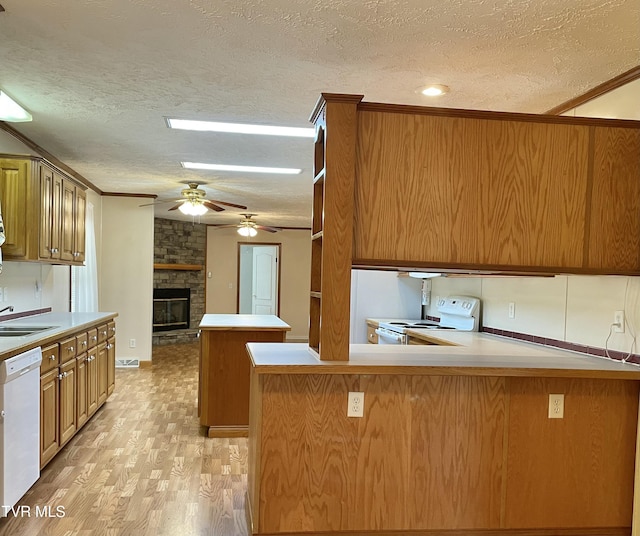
[
  {"left": 101, "top": 192, "right": 157, "bottom": 199},
  {"left": 633, "top": 395, "right": 640, "bottom": 536},
  {"left": 309, "top": 93, "right": 364, "bottom": 123},
  {"left": 357, "top": 100, "right": 640, "bottom": 129},
  {"left": 352, "top": 258, "right": 640, "bottom": 276},
  {"left": 250, "top": 528, "right": 630, "bottom": 536},
  {"left": 153, "top": 263, "right": 203, "bottom": 271},
  {"left": 546, "top": 64, "right": 640, "bottom": 115},
  {"left": 206, "top": 425, "right": 248, "bottom": 438},
  {"left": 0, "top": 123, "right": 101, "bottom": 192}
]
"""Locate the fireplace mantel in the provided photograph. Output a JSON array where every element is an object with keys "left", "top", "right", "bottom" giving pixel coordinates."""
[{"left": 153, "top": 263, "right": 203, "bottom": 271}]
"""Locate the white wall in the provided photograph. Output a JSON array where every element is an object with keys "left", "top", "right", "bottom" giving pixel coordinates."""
[
  {"left": 350, "top": 270, "right": 422, "bottom": 343},
  {"left": 100, "top": 197, "right": 154, "bottom": 361},
  {"left": 428, "top": 275, "right": 640, "bottom": 354},
  {"left": 206, "top": 227, "right": 311, "bottom": 340}
]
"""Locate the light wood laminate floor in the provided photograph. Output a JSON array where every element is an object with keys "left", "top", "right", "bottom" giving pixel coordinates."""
[{"left": 0, "top": 343, "right": 249, "bottom": 536}]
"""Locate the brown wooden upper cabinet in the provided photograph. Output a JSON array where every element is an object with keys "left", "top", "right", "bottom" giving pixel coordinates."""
[
  {"left": 0, "top": 155, "right": 87, "bottom": 265},
  {"left": 308, "top": 94, "right": 640, "bottom": 360}
]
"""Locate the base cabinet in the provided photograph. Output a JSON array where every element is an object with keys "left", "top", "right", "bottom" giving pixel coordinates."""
[
  {"left": 39, "top": 368, "right": 59, "bottom": 468},
  {"left": 38, "top": 319, "right": 117, "bottom": 469}
]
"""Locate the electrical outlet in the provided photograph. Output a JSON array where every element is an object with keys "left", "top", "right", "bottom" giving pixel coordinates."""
[
  {"left": 347, "top": 392, "right": 364, "bottom": 417},
  {"left": 614, "top": 310, "right": 625, "bottom": 333},
  {"left": 129, "top": 338, "right": 136, "bottom": 348},
  {"left": 508, "top": 302, "right": 516, "bottom": 319},
  {"left": 548, "top": 394, "right": 564, "bottom": 419}
]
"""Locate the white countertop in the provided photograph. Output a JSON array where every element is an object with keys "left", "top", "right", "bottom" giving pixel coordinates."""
[
  {"left": 199, "top": 314, "right": 291, "bottom": 330},
  {"left": 247, "top": 331, "right": 640, "bottom": 380},
  {"left": 0, "top": 312, "right": 117, "bottom": 359}
]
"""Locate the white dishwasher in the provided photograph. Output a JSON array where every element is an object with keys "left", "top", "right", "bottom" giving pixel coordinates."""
[{"left": 0, "top": 346, "right": 42, "bottom": 514}]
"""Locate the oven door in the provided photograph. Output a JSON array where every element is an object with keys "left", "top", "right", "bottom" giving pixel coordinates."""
[{"left": 374, "top": 328, "right": 406, "bottom": 345}]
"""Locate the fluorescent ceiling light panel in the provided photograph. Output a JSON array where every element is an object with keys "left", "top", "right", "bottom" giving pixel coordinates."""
[
  {"left": 182, "top": 162, "right": 302, "bottom": 174},
  {"left": 0, "top": 91, "right": 32, "bottom": 122},
  {"left": 167, "top": 119, "right": 315, "bottom": 138}
]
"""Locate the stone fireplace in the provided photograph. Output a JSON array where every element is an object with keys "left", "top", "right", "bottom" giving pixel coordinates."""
[{"left": 153, "top": 218, "right": 206, "bottom": 346}]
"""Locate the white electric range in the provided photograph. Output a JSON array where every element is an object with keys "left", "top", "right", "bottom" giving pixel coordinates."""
[{"left": 375, "top": 296, "right": 481, "bottom": 344}]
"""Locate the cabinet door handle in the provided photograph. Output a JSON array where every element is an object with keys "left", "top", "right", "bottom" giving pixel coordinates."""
[
  {"left": 92, "top": 336, "right": 97, "bottom": 341},
  {"left": 82, "top": 341, "right": 87, "bottom": 347},
  {"left": 106, "top": 344, "right": 112, "bottom": 350},
  {"left": 49, "top": 354, "right": 56, "bottom": 360},
  {"left": 102, "top": 331, "right": 107, "bottom": 336},
  {"left": 68, "top": 346, "right": 74, "bottom": 353},
  {"left": 58, "top": 373, "right": 63, "bottom": 381}
]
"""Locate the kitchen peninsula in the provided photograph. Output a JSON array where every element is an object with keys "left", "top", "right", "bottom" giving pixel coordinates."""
[
  {"left": 246, "top": 337, "right": 640, "bottom": 535},
  {"left": 198, "top": 314, "right": 290, "bottom": 438}
]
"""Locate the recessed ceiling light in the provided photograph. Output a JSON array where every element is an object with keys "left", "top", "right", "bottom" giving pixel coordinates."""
[
  {"left": 418, "top": 84, "right": 450, "bottom": 97},
  {"left": 181, "top": 162, "right": 302, "bottom": 174},
  {"left": 167, "top": 119, "right": 315, "bottom": 138}
]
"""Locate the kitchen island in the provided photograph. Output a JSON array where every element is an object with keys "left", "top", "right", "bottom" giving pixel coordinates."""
[
  {"left": 246, "top": 337, "right": 640, "bottom": 536},
  {"left": 198, "top": 314, "right": 290, "bottom": 438}
]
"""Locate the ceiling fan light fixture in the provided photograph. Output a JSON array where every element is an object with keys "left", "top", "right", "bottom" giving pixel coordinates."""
[
  {"left": 237, "top": 226, "right": 257, "bottom": 237},
  {"left": 167, "top": 119, "right": 315, "bottom": 138},
  {"left": 182, "top": 162, "right": 302, "bottom": 175},
  {"left": 0, "top": 90, "right": 32, "bottom": 122},
  {"left": 179, "top": 200, "right": 208, "bottom": 216}
]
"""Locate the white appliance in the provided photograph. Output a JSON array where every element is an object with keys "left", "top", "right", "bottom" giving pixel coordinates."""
[
  {"left": 375, "top": 296, "right": 481, "bottom": 344},
  {"left": 0, "top": 346, "right": 42, "bottom": 515}
]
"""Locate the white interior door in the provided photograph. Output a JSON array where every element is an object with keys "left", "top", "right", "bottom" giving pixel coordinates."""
[{"left": 251, "top": 246, "right": 278, "bottom": 314}]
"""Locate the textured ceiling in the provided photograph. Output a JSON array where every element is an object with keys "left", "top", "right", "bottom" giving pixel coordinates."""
[{"left": 0, "top": 0, "right": 638, "bottom": 227}]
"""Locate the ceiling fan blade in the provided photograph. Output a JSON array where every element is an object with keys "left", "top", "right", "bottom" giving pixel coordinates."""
[
  {"left": 167, "top": 202, "right": 183, "bottom": 211},
  {"left": 203, "top": 200, "right": 225, "bottom": 212},
  {"left": 256, "top": 225, "right": 280, "bottom": 233},
  {"left": 208, "top": 199, "right": 248, "bottom": 210},
  {"left": 212, "top": 224, "right": 241, "bottom": 230},
  {"left": 138, "top": 199, "right": 178, "bottom": 207}
]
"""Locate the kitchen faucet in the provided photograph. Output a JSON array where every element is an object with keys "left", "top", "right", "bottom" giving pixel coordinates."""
[{"left": 0, "top": 305, "right": 14, "bottom": 313}]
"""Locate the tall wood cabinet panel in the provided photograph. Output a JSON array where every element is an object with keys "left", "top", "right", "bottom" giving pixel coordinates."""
[
  {"left": 39, "top": 165, "right": 63, "bottom": 260},
  {"left": 76, "top": 353, "right": 88, "bottom": 429},
  {"left": 40, "top": 368, "right": 59, "bottom": 468},
  {"left": 308, "top": 94, "right": 362, "bottom": 361},
  {"left": 0, "top": 157, "right": 38, "bottom": 259},
  {"left": 586, "top": 126, "right": 640, "bottom": 271},
  {"left": 97, "top": 341, "right": 108, "bottom": 406}
]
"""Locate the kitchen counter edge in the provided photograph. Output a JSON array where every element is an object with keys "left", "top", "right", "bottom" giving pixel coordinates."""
[
  {"left": 0, "top": 312, "right": 118, "bottom": 361},
  {"left": 246, "top": 341, "right": 640, "bottom": 380}
]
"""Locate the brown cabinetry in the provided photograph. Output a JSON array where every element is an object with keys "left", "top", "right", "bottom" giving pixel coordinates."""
[
  {"left": 0, "top": 157, "right": 37, "bottom": 259},
  {"left": 0, "top": 154, "right": 87, "bottom": 265},
  {"left": 366, "top": 324, "right": 378, "bottom": 344},
  {"left": 308, "top": 94, "right": 640, "bottom": 360},
  {"left": 37, "top": 319, "right": 117, "bottom": 469}
]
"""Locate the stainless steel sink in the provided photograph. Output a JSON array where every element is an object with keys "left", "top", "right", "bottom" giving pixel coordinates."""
[{"left": 0, "top": 326, "right": 58, "bottom": 337}]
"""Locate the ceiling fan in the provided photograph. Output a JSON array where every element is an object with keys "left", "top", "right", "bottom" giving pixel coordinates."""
[
  {"left": 213, "top": 214, "right": 281, "bottom": 236},
  {"left": 140, "top": 182, "right": 247, "bottom": 215}
]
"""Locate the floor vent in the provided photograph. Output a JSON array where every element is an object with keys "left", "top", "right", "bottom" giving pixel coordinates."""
[{"left": 115, "top": 359, "right": 140, "bottom": 368}]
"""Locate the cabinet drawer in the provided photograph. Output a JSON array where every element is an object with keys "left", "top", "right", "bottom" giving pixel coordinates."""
[
  {"left": 76, "top": 332, "right": 89, "bottom": 354},
  {"left": 40, "top": 343, "right": 60, "bottom": 374},
  {"left": 107, "top": 321, "right": 116, "bottom": 338},
  {"left": 59, "top": 336, "right": 77, "bottom": 363},
  {"left": 97, "top": 324, "right": 109, "bottom": 344},
  {"left": 87, "top": 328, "right": 98, "bottom": 349}
]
